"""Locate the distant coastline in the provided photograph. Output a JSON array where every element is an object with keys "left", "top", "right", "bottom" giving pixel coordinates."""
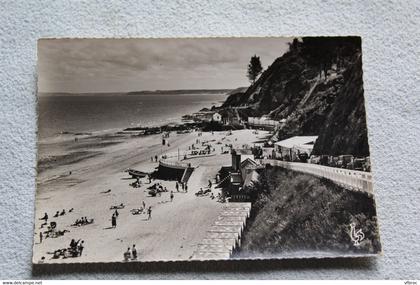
[
  {"left": 38, "top": 91, "right": 227, "bottom": 140},
  {"left": 126, "top": 89, "right": 232, "bottom": 95},
  {"left": 39, "top": 89, "right": 233, "bottom": 97}
]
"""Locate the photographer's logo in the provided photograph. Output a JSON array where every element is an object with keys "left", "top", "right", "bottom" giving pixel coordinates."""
[{"left": 349, "top": 222, "right": 365, "bottom": 246}]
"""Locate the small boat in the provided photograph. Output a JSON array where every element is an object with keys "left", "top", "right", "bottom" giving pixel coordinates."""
[{"left": 125, "top": 168, "right": 149, "bottom": 178}]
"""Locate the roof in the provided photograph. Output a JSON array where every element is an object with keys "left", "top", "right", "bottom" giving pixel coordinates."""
[
  {"left": 240, "top": 158, "right": 259, "bottom": 169},
  {"left": 274, "top": 136, "right": 318, "bottom": 149},
  {"left": 243, "top": 170, "right": 260, "bottom": 188}
]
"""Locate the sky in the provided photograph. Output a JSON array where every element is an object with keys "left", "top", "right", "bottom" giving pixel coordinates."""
[{"left": 38, "top": 37, "right": 292, "bottom": 93}]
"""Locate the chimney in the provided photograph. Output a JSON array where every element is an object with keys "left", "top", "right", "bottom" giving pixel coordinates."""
[{"left": 231, "top": 149, "right": 241, "bottom": 172}]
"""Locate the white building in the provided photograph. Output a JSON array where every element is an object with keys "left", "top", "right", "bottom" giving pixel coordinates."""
[
  {"left": 248, "top": 116, "right": 280, "bottom": 129},
  {"left": 274, "top": 136, "right": 318, "bottom": 161},
  {"left": 212, "top": 112, "right": 222, "bottom": 122}
]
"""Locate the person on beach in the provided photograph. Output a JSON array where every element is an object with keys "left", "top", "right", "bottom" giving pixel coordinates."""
[
  {"left": 112, "top": 214, "right": 117, "bottom": 228},
  {"left": 39, "top": 232, "right": 43, "bottom": 244},
  {"left": 185, "top": 183, "right": 188, "bottom": 193},
  {"left": 147, "top": 206, "right": 152, "bottom": 220},
  {"left": 114, "top": 209, "right": 119, "bottom": 218},
  {"left": 124, "top": 247, "right": 131, "bottom": 261},
  {"left": 170, "top": 191, "right": 174, "bottom": 202},
  {"left": 60, "top": 209, "right": 66, "bottom": 216},
  {"left": 78, "top": 240, "right": 84, "bottom": 256},
  {"left": 155, "top": 155, "right": 158, "bottom": 162},
  {"left": 176, "top": 182, "right": 179, "bottom": 192},
  {"left": 40, "top": 212, "right": 48, "bottom": 221},
  {"left": 132, "top": 244, "right": 137, "bottom": 260},
  {"left": 70, "top": 239, "right": 77, "bottom": 249},
  {"left": 53, "top": 211, "right": 59, "bottom": 218},
  {"left": 181, "top": 182, "right": 185, "bottom": 191}
]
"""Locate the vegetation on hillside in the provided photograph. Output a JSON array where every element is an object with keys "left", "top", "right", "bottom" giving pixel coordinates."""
[
  {"left": 221, "top": 37, "right": 369, "bottom": 156},
  {"left": 236, "top": 166, "right": 381, "bottom": 257}
]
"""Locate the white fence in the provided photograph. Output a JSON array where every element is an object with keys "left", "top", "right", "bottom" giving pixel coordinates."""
[
  {"left": 248, "top": 117, "right": 280, "bottom": 128},
  {"left": 260, "top": 159, "right": 373, "bottom": 195}
]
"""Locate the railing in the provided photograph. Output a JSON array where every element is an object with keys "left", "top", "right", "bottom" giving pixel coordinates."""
[
  {"left": 248, "top": 117, "right": 280, "bottom": 127},
  {"left": 260, "top": 159, "right": 373, "bottom": 195}
]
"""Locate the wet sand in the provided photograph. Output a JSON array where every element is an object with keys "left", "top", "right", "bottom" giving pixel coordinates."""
[{"left": 33, "top": 129, "right": 269, "bottom": 263}]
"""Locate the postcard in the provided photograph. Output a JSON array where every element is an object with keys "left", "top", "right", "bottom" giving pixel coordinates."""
[{"left": 33, "top": 37, "right": 381, "bottom": 263}]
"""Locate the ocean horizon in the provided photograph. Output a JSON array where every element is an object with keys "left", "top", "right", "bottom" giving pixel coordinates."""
[{"left": 38, "top": 92, "right": 227, "bottom": 141}]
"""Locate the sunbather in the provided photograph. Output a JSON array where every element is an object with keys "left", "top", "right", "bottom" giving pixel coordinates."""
[{"left": 39, "top": 212, "right": 48, "bottom": 221}]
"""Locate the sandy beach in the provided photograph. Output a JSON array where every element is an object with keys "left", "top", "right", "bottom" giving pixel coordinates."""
[{"left": 33, "top": 128, "right": 269, "bottom": 263}]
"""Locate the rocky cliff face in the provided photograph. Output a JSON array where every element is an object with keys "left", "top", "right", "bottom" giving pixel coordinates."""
[{"left": 222, "top": 37, "right": 369, "bottom": 156}]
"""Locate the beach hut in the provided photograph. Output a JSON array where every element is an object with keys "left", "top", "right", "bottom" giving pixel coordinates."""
[{"left": 274, "top": 136, "right": 318, "bottom": 161}]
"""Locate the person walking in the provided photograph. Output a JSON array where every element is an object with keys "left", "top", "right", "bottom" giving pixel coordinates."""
[
  {"left": 175, "top": 182, "right": 179, "bottom": 192},
  {"left": 78, "top": 240, "right": 84, "bottom": 256},
  {"left": 112, "top": 214, "right": 117, "bottom": 228},
  {"left": 170, "top": 191, "right": 174, "bottom": 202},
  {"left": 132, "top": 244, "right": 137, "bottom": 260},
  {"left": 124, "top": 247, "right": 131, "bottom": 261},
  {"left": 147, "top": 206, "right": 152, "bottom": 220}
]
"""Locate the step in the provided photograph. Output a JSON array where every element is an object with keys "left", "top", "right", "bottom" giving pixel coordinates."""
[
  {"left": 208, "top": 225, "right": 243, "bottom": 233},
  {"left": 191, "top": 251, "right": 230, "bottom": 260},
  {"left": 206, "top": 232, "right": 239, "bottom": 239},
  {"left": 197, "top": 244, "right": 232, "bottom": 253}
]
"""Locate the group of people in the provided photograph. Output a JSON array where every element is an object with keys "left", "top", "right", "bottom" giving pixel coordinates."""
[
  {"left": 130, "top": 178, "right": 142, "bottom": 188},
  {"left": 175, "top": 181, "right": 188, "bottom": 192},
  {"left": 131, "top": 201, "right": 152, "bottom": 220},
  {"left": 72, "top": 216, "right": 94, "bottom": 227},
  {"left": 51, "top": 239, "right": 84, "bottom": 259},
  {"left": 39, "top": 222, "right": 70, "bottom": 243},
  {"left": 53, "top": 208, "right": 73, "bottom": 218},
  {"left": 123, "top": 244, "right": 138, "bottom": 261}
]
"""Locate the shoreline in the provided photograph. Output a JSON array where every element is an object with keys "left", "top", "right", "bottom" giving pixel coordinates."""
[
  {"left": 36, "top": 117, "right": 236, "bottom": 174},
  {"left": 34, "top": 127, "right": 269, "bottom": 263}
]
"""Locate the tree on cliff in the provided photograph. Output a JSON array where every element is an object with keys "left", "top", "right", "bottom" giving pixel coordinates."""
[{"left": 247, "top": 55, "right": 263, "bottom": 84}]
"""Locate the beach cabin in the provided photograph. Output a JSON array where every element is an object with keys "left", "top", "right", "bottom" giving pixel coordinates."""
[
  {"left": 227, "top": 149, "right": 263, "bottom": 202},
  {"left": 274, "top": 136, "right": 318, "bottom": 161}
]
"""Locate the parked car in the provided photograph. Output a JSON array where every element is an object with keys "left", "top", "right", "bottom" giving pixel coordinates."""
[{"left": 337, "top": 155, "right": 354, "bottom": 168}]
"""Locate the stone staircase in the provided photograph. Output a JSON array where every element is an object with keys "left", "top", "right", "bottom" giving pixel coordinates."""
[{"left": 191, "top": 202, "right": 252, "bottom": 260}]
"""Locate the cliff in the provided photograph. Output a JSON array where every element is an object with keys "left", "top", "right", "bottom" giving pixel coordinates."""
[{"left": 222, "top": 37, "right": 369, "bottom": 156}]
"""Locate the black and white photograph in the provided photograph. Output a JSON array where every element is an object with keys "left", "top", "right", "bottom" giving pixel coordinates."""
[{"left": 33, "top": 37, "right": 381, "bottom": 264}]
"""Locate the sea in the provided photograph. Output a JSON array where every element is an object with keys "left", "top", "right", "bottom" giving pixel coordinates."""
[{"left": 38, "top": 92, "right": 227, "bottom": 141}]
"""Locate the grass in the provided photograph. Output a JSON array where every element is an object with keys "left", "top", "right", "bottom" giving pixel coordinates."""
[{"left": 237, "top": 166, "right": 381, "bottom": 257}]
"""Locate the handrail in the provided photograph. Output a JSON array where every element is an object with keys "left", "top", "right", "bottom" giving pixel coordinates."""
[{"left": 260, "top": 159, "right": 373, "bottom": 194}]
